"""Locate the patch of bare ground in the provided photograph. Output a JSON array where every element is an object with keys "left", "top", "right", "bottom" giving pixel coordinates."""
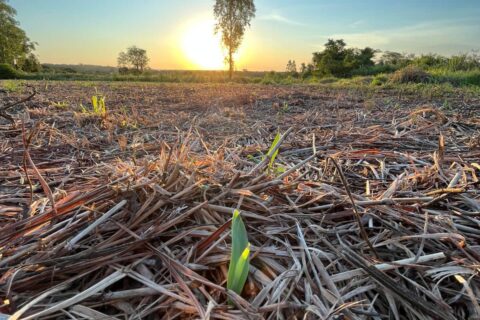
[{"left": 0, "top": 81, "right": 479, "bottom": 319}]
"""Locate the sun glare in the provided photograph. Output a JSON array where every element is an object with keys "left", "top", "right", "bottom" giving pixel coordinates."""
[{"left": 181, "top": 19, "right": 226, "bottom": 70}]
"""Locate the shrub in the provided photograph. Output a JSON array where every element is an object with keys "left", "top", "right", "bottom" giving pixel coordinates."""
[
  {"left": 430, "top": 70, "right": 480, "bottom": 86},
  {"left": 446, "top": 54, "right": 480, "bottom": 71},
  {"left": 22, "top": 54, "right": 42, "bottom": 73},
  {"left": 312, "top": 39, "right": 376, "bottom": 77},
  {"left": 411, "top": 54, "right": 447, "bottom": 69},
  {"left": 390, "top": 66, "right": 431, "bottom": 84},
  {"left": 0, "top": 64, "right": 19, "bottom": 79},
  {"left": 371, "top": 74, "right": 388, "bottom": 86},
  {"left": 351, "top": 64, "right": 397, "bottom": 76},
  {"left": 318, "top": 76, "right": 338, "bottom": 84},
  {"left": 118, "top": 67, "right": 129, "bottom": 75}
]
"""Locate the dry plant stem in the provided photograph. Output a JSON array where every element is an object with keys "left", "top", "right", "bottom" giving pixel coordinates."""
[
  {"left": 21, "top": 269, "right": 129, "bottom": 320},
  {"left": 65, "top": 199, "right": 127, "bottom": 250},
  {"left": 328, "top": 157, "right": 379, "bottom": 259},
  {"left": 22, "top": 121, "right": 58, "bottom": 217},
  {"left": 330, "top": 251, "right": 446, "bottom": 282},
  {"left": 340, "top": 242, "right": 455, "bottom": 320},
  {"left": 9, "top": 284, "right": 70, "bottom": 320},
  {"left": 21, "top": 121, "right": 35, "bottom": 205},
  {"left": 277, "top": 151, "right": 321, "bottom": 180},
  {"left": 0, "top": 85, "right": 36, "bottom": 124},
  {"left": 69, "top": 305, "right": 120, "bottom": 320}
]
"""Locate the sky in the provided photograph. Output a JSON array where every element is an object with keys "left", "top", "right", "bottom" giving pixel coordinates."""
[{"left": 9, "top": 0, "right": 480, "bottom": 71}]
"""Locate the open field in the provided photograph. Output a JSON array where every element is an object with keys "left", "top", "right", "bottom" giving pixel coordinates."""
[{"left": 1, "top": 81, "right": 480, "bottom": 319}]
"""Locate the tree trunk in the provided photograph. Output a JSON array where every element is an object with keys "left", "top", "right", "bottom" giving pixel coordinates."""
[{"left": 229, "top": 48, "right": 233, "bottom": 80}]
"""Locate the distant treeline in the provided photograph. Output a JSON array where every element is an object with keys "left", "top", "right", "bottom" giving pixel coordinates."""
[
  {"left": 286, "top": 39, "right": 480, "bottom": 78},
  {"left": 2, "top": 38, "right": 480, "bottom": 87},
  {"left": 269, "top": 39, "right": 480, "bottom": 86},
  {"left": 41, "top": 64, "right": 118, "bottom": 74}
]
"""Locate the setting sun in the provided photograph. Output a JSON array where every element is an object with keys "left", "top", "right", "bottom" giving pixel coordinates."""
[{"left": 181, "top": 19, "right": 226, "bottom": 70}]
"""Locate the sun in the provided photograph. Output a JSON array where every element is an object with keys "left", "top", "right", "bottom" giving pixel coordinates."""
[{"left": 181, "top": 19, "right": 225, "bottom": 70}]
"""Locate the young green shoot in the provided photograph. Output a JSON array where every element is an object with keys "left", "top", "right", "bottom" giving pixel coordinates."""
[
  {"left": 227, "top": 210, "right": 250, "bottom": 298},
  {"left": 267, "top": 132, "right": 281, "bottom": 170},
  {"left": 91, "top": 95, "right": 107, "bottom": 116}
]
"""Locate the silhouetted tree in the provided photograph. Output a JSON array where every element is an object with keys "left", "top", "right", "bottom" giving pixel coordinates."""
[
  {"left": 300, "top": 62, "right": 306, "bottom": 73},
  {"left": 117, "top": 52, "right": 128, "bottom": 68},
  {"left": 214, "top": 0, "right": 255, "bottom": 79},
  {"left": 117, "top": 46, "right": 149, "bottom": 74},
  {"left": 286, "top": 60, "right": 297, "bottom": 74}
]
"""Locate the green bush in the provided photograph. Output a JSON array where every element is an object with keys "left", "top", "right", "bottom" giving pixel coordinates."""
[
  {"left": 446, "top": 54, "right": 480, "bottom": 71},
  {"left": 390, "top": 66, "right": 431, "bottom": 84},
  {"left": 0, "top": 64, "right": 20, "bottom": 79},
  {"left": 312, "top": 39, "right": 376, "bottom": 77},
  {"left": 371, "top": 74, "right": 388, "bottom": 86},
  {"left": 411, "top": 54, "right": 447, "bottom": 69},
  {"left": 430, "top": 70, "right": 480, "bottom": 86},
  {"left": 351, "top": 64, "right": 397, "bottom": 76},
  {"left": 318, "top": 76, "right": 338, "bottom": 84},
  {"left": 336, "top": 76, "right": 372, "bottom": 86}
]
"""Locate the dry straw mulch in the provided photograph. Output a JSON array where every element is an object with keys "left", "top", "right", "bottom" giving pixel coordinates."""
[{"left": 1, "top": 84, "right": 480, "bottom": 319}]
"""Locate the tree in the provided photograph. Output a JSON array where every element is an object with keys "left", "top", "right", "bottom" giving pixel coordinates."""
[
  {"left": 286, "top": 60, "right": 297, "bottom": 74},
  {"left": 300, "top": 62, "right": 306, "bottom": 74},
  {"left": 313, "top": 39, "right": 350, "bottom": 77},
  {"left": 117, "top": 51, "right": 128, "bottom": 68},
  {"left": 312, "top": 39, "right": 377, "bottom": 77},
  {"left": 22, "top": 53, "right": 41, "bottom": 72},
  {"left": 214, "top": 0, "right": 255, "bottom": 79},
  {"left": 117, "top": 46, "right": 149, "bottom": 74},
  {"left": 356, "top": 47, "right": 376, "bottom": 68},
  {"left": 299, "top": 62, "right": 314, "bottom": 78},
  {"left": 378, "top": 51, "right": 412, "bottom": 68},
  {"left": 0, "top": 0, "right": 38, "bottom": 70}
]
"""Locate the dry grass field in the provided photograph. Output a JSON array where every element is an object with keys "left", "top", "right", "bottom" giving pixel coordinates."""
[{"left": 1, "top": 81, "right": 480, "bottom": 319}]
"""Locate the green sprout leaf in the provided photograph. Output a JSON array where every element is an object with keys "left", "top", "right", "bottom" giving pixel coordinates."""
[
  {"left": 91, "top": 95, "right": 98, "bottom": 113},
  {"left": 227, "top": 210, "right": 250, "bottom": 297},
  {"left": 91, "top": 95, "right": 107, "bottom": 116},
  {"left": 267, "top": 132, "right": 281, "bottom": 170},
  {"left": 99, "top": 96, "right": 106, "bottom": 115}
]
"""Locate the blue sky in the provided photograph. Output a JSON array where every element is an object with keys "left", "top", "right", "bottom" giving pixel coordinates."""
[{"left": 10, "top": 0, "right": 480, "bottom": 70}]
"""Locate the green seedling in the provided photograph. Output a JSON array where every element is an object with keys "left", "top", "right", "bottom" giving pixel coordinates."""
[
  {"left": 2, "top": 80, "right": 21, "bottom": 92},
  {"left": 227, "top": 210, "right": 250, "bottom": 298},
  {"left": 80, "top": 103, "right": 88, "bottom": 113},
  {"left": 52, "top": 101, "right": 68, "bottom": 109},
  {"left": 267, "top": 132, "right": 281, "bottom": 170},
  {"left": 91, "top": 95, "right": 107, "bottom": 116}
]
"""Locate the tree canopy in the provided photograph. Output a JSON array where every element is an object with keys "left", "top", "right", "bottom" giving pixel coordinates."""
[
  {"left": 214, "top": 0, "right": 255, "bottom": 79},
  {"left": 286, "top": 60, "right": 297, "bottom": 74},
  {"left": 0, "top": 0, "right": 37, "bottom": 70},
  {"left": 312, "top": 39, "right": 376, "bottom": 77},
  {"left": 117, "top": 46, "right": 149, "bottom": 74}
]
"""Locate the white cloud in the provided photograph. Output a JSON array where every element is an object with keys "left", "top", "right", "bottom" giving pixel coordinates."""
[
  {"left": 259, "top": 13, "right": 305, "bottom": 26},
  {"left": 349, "top": 20, "right": 366, "bottom": 28}
]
